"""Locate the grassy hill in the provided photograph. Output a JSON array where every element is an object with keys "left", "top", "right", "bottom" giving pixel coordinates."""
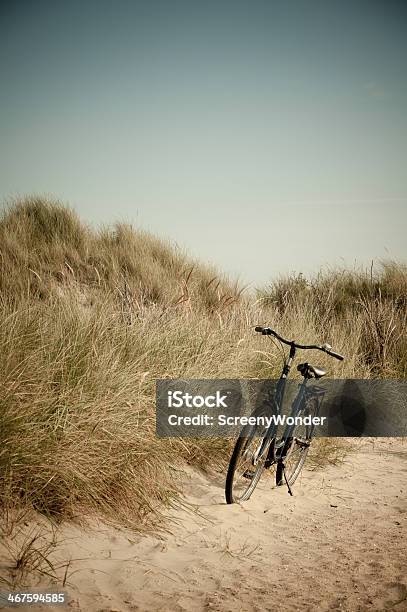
[{"left": 1, "top": 197, "right": 406, "bottom": 531}]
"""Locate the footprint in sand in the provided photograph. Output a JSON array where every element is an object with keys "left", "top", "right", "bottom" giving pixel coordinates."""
[{"left": 381, "top": 582, "right": 407, "bottom": 609}]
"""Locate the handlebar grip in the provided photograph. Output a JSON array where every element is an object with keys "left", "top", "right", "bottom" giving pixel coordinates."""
[
  {"left": 327, "top": 350, "right": 345, "bottom": 361},
  {"left": 255, "top": 326, "right": 273, "bottom": 335}
]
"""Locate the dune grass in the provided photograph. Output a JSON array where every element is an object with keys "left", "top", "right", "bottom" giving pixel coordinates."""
[{"left": 0, "top": 197, "right": 406, "bottom": 537}]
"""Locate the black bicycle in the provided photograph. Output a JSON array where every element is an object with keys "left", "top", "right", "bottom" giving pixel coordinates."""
[{"left": 225, "top": 326, "right": 344, "bottom": 504}]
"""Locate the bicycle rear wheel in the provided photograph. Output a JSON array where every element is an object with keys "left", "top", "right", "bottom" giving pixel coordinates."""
[
  {"left": 225, "top": 424, "right": 273, "bottom": 504},
  {"left": 276, "top": 396, "right": 319, "bottom": 487}
]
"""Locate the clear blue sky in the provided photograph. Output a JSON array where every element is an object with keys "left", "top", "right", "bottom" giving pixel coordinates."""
[{"left": 1, "top": 0, "right": 406, "bottom": 285}]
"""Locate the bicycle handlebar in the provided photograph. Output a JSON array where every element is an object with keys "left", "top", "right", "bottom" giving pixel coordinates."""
[{"left": 254, "top": 326, "right": 344, "bottom": 361}]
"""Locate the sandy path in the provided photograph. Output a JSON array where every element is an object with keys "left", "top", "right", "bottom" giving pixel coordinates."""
[{"left": 4, "top": 439, "right": 406, "bottom": 611}]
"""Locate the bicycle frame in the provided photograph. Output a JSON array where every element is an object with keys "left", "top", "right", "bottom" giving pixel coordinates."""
[
  {"left": 258, "top": 342, "right": 299, "bottom": 462},
  {"left": 258, "top": 342, "right": 325, "bottom": 465}
]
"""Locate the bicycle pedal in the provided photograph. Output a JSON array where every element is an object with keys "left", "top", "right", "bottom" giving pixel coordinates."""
[
  {"left": 295, "top": 438, "right": 310, "bottom": 448},
  {"left": 242, "top": 470, "right": 254, "bottom": 480}
]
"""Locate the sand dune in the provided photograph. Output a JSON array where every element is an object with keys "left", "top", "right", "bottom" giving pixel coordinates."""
[{"left": 42, "top": 439, "right": 405, "bottom": 612}]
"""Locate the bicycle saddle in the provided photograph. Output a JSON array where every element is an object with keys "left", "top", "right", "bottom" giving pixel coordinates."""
[{"left": 297, "top": 362, "right": 327, "bottom": 379}]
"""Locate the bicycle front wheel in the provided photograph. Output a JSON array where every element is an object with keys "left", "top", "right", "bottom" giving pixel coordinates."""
[{"left": 225, "top": 424, "right": 272, "bottom": 504}]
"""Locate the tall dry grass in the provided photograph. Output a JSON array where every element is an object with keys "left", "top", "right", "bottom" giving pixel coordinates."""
[{"left": 0, "top": 197, "right": 406, "bottom": 535}]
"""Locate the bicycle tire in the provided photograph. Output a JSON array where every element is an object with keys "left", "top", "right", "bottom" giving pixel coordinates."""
[
  {"left": 225, "top": 424, "right": 271, "bottom": 504},
  {"left": 276, "top": 395, "right": 319, "bottom": 487}
]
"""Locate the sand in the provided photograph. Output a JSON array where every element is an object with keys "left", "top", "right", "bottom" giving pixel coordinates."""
[{"left": 2, "top": 439, "right": 407, "bottom": 611}]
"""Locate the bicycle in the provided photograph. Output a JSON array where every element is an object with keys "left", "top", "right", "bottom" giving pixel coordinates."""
[{"left": 225, "top": 326, "right": 344, "bottom": 504}]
